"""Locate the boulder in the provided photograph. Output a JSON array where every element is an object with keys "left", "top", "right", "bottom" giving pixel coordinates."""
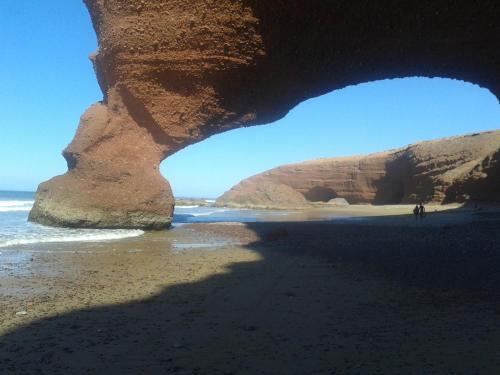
[{"left": 328, "top": 198, "right": 350, "bottom": 207}]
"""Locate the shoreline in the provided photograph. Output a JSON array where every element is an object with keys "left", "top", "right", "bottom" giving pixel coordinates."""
[
  {"left": 0, "top": 203, "right": 478, "bottom": 252},
  {"left": 1, "top": 206, "right": 500, "bottom": 373}
]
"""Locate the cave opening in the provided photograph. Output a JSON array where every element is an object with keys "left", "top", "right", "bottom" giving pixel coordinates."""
[{"left": 303, "top": 186, "right": 337, "bottom": 202}]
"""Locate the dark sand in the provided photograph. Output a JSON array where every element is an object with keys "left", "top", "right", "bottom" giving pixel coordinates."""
[{"left": 1, "top": 206, "right": 500, "bottom": 374}]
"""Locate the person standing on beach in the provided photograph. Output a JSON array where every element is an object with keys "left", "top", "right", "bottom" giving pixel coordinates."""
[
  {"left": 413, "top": 205, "right": 419, "bottom": 220},
  {"left": 419, "top": 203, "right": 425, "bottom": 219}
]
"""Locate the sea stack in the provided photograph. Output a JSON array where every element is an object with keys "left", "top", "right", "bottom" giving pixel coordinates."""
[{"left": 29, "top": 1, "right": 499, "bottom": 228}]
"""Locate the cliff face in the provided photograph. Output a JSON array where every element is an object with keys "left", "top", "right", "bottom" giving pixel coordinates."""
[
  {"left": 216, "top": 131, "right": 500, "bottom": 208},
  {"left": 444, "top": 149, "right": 500, "bottom": 203},
  {"left": 30, "top": 1, "right": 500, "bottom": 228}
]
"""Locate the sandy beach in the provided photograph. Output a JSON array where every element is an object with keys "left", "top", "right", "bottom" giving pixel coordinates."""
[{"left": 1, "top": 205, "right": 500, "bottom": 374}]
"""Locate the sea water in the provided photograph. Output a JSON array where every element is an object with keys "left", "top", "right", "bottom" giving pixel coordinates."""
[
  {"left": 0, "top": 191, "right": 270, "bottom": 250},
  {"left": 0, "top": 191, "right": 144, "bottom": 249},
  {"left": 173, "top": 205, "right": 260, "bottom": 224}
]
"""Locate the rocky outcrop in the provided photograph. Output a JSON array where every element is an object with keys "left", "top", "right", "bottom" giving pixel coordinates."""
[
  {"left": 216, "top": 131, "right": 500, "bottom": 208},
  {"left": 30, "top": 1, "right": 500, "bottom": 228},
  {"left": 29, "top": 103, "right": 174, "bottom": 229},
  {"left": 444, "top": 148, "right": 500, "bottom": 203},
  {"left": 214, "top": 181, "right": 308, "bottom": 209}
]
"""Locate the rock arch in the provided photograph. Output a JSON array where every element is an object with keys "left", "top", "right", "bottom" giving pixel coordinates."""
[{"left": 29, "top": 0, "right": 500, "bottom": 228}]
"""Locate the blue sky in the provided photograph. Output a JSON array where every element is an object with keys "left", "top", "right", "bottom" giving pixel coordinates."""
[{"left": 1, "top": 2, "right": 499, "bottom": 197}]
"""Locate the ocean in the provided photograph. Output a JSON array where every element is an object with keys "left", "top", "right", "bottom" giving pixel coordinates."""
[{"left": 0, "top": 190, "right": 285, "bottom": 250}]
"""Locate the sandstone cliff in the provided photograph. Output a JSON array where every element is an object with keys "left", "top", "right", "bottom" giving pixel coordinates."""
[
  {"left": 216, "top": 131, "right": 500, "bottom": 208},
  {"left": 29, "top": 1, "right": 500, "bottom": 228}
]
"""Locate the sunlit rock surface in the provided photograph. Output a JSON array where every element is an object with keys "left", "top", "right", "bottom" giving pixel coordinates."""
[
  {"left": 217, "top": 131, "right": 500, "bottom": 207},
  {"left": 30, "top": 1, "right": 500, "bottom": 228}
]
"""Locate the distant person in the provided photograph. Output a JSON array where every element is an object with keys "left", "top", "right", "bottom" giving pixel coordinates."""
[
  {"left": 419, "top": 203, "right": 425, "bottom": 219},
  {"left": 413, "top": 205, "right": 419, "bottom": 220}
]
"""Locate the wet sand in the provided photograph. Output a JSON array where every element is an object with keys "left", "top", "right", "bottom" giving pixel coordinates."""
[{"left": 1, "top": 205, "right": 500, "bottom": 374}]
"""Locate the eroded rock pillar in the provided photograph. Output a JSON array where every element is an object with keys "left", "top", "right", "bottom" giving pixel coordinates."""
[
  {"left": 29, "top": 98, "right": 174, "bottom": 229},
  {"left": 30, "top": 0, "right": 265, "bottom": 229}
]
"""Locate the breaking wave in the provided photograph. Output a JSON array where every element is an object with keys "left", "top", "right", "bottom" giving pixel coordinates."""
[
  {"left": 0, "top": 200, "right": 34, "bottom": 212},
  {"left": 189, "top": 210, "right": 227, "bottom": 217},
  {"left": 0, "top": 229, "right": 144, "bottom": 248}
]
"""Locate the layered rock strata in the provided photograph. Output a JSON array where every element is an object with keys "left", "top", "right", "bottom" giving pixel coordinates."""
[
  {"left": 30, "top": 1, "right": 500, "bottom": 228},
  {"left": 216, "top": 131, "right": 500, "bottom": 208}
]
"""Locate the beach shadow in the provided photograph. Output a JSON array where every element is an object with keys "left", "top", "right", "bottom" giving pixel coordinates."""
[{"left": 2, "top": 217, "right": 500, "bottom": 374}]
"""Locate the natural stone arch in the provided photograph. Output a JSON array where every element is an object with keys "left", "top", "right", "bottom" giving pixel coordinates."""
[{"left": 29, "top": 0, "right": 500, "bottom": 228}]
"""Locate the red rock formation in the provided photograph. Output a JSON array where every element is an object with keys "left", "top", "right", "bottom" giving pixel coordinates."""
[
  {"left": 216, "top": 131, "right": 500, "bottom": 208},
  {"left": 444, "top": 148, "right": 500, "bottom": 203},
  {"left": 215, "top": 181, "right": 309, "bottom": 209},
  {"left": 29, "top": 103, "right": 174, "bottom": 228},
  {"left": 30, "top": 1, "right": 500, "bottom": 228}
]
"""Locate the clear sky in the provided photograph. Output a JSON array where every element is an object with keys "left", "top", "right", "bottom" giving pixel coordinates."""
[{"left": 1, "top": 2, "right": 499, "bottom": 197}]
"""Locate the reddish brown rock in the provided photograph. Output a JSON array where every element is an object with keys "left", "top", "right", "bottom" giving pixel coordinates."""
[
  {"left": 29, "top": 103, "right": 174, "bottom": 228},
  {"left": 30, "top": 1, "right": 500, "bottom": 228},
  {"left": 216, "top": 131, "right": 500, "bottom": 208},
  {"left": 444, "top": 148, "right": 500, "bottom": 203},
  {"left": 214, "top": 181, "right": 308, "bottom": 209}
]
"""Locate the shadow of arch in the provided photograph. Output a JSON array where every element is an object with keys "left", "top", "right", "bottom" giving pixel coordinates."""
[{"left": 1, "top": 217, "right": 500, "bottom": 374}]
